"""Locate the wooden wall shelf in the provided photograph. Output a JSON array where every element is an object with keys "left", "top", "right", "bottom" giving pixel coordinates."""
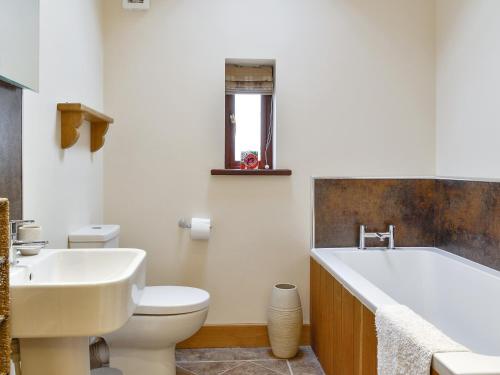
[{"left": 57, "top": 103, "right": 114, "bottom": 152}]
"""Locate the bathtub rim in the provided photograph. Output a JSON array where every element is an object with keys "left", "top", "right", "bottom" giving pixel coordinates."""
[
  {"left": 310, "top": 247, "right": 500, "bottom": 375},
  {"left": 311, "top": 246, "right": 500, "bottom": 313}
]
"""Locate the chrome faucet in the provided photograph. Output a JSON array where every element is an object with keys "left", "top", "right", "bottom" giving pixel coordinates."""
[
  {"left": 9, "top": 220, "right": 48, "bottom": 265},
  {"left": 359, "top": 224, "right": 395, "bottom": 250}
]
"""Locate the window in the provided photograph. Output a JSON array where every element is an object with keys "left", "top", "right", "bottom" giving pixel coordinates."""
[
  {"left": 234, "top": 94, "right": 261, "bottom": 161},
  {"left": 225, "top": 63, "right": 274, "bottom": 170}
]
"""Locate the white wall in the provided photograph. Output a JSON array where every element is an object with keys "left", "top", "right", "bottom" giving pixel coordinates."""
[
  {"left": 102, "top": 0, "right": 436, "bottom": 324},
  {"left": 23, "top": 0, "right": 104, "bottom": 248},
  {"left": 436, "top": 0, "right": 500, "bottom": 178}
]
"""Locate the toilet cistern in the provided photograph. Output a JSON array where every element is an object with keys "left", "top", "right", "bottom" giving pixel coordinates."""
[{"left": 68, "top": 225, "right": 120, "bottom": 248}]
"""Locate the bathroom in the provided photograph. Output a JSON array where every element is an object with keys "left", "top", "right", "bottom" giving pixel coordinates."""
[{"left": 1, "top": 0, "right": 499, "bottom": 374}]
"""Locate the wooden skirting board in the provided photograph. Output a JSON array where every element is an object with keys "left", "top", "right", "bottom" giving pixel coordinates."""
[{"left": 178, "top": 324, "right": 310, "bottom": 349}]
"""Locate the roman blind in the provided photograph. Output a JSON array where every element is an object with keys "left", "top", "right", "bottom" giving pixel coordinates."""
[{"left": 225, "top": 64, "right": 274, "bottom": 95}]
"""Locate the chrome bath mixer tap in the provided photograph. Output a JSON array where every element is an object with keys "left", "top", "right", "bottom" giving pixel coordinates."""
[{"left": 359, "top": 224, "right": 395, "bottom": 249}]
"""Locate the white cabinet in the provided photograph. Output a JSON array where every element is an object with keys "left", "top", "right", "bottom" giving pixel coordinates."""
[{"left": 0, "top": 0, "right": 39, "bottom": 91}]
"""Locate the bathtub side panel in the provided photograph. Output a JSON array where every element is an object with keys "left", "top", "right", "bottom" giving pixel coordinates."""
[{"left": 310, "top": 257, "right": 378, "bottom": 375}]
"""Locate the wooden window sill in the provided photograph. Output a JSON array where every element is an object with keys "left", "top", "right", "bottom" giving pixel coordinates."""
[{"left": 211, "top": 169, "right": 292, "bottom": 176}]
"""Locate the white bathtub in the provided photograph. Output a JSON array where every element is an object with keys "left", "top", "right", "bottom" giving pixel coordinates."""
[{"left": 311, "top": 247, "right": 500, "bottom": 375}]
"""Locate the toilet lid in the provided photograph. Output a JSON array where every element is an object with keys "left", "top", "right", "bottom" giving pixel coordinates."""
[{"left": 135, "top": 286, "right": 210, "bottom": 315}]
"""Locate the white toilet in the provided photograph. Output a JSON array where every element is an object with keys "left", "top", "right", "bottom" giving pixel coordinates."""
[{"left": 69, "top": 225, "right": 210, "bottom": 375}]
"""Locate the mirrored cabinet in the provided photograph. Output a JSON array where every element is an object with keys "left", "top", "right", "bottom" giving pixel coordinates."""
[{"left": 0, "top": 0, "right": 39, "bottom": 91}]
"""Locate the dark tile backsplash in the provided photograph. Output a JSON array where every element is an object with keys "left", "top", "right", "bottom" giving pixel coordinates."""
[
  {"left": 314, "top": 179, "right": 435, "bottom": 248},
  {"left": 435, "top": 179, "right": 500, "bottom": 270},
  {"left": 0, "top": 80, "right": 22, "bottom": 220},
  {"left": 314, "top": 178, "right": 500, "bottom": 271}
]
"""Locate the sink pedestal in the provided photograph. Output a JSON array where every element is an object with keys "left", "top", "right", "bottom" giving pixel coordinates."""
[{"left": 19, "top": 337, "right": 90, "bottom": 375}]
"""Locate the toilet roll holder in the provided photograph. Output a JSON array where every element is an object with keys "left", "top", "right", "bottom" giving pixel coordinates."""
[
  {"left": 178, "top": 218, "right": 212, "bottom": 229},
  {"left": 178, "top": 219, "right": 192, "bottom": 229}
]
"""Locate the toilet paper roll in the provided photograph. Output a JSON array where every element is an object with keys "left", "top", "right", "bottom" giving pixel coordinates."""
[
  {"left": 190, "top": 218, "right": 211, "bottom": 240},
  {"left": 18, "top": 225, "right": 42, "bottom": 241}
]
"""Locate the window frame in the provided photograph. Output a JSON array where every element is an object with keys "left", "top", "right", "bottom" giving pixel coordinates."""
[{"left": 225, "top": 94, "right": 273, "bottom": 170}]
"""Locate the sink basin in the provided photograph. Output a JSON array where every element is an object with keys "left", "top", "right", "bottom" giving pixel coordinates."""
[
  {"left": 11, "top": 248, "right": 146, "bottom": 338},
  {"left": 9, "top": 248, "right": 146, "bottom": 375}
]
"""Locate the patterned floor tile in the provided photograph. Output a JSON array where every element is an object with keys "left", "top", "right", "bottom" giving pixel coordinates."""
[
  {"left": 175, "top": 346, "right": 323, "bottom": 375},
  {"left": 288, "top": 347, "right": 325, "bottom": 375},
  {"left": 176, "top": 347, "right": 275, "bottom": 362},
  {"left": 223, "top": 362, "right": 281, "bottom": 374},
  {"left": 251, "top": 360, "right": 290, "bottom": 375},
  {"left": 177, "top": 361, "right": 240, "bottom": 375}
]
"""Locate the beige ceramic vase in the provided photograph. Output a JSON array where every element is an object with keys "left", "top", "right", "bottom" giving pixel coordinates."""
[{"left": 267, "top": 283, "right": 303, "bottom": 359}]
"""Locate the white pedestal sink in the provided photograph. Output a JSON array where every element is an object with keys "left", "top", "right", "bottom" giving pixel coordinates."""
[{"left": 10, "top": 248, "right": 146, "bottom": 375}]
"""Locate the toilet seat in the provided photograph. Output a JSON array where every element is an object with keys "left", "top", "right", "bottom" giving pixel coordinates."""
[{"left": 135, "top": 286, "right": 210, "bottom": 315}]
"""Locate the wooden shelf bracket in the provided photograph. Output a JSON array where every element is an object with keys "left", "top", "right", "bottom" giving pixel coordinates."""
[{"left": 57, "top": 103, "right": 114, "bottom": 152}]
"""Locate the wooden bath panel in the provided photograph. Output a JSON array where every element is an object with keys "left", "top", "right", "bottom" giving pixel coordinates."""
[{"left": 310, "top": 258, "right": 439, "bottom": 375}]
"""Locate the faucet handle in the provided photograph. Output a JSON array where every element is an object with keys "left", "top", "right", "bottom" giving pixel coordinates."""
[{"left": 10, "top": 219, "right": 35, "bottom": 226}]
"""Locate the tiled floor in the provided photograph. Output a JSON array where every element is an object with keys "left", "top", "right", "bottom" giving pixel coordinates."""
[{"left": 175, "top": 346, "right": 324, "bottom": 375}]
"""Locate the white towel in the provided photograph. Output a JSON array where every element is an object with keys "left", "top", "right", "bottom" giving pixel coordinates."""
[{"left": 375, "top": 305, "right": 468, "bottom": 375}]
